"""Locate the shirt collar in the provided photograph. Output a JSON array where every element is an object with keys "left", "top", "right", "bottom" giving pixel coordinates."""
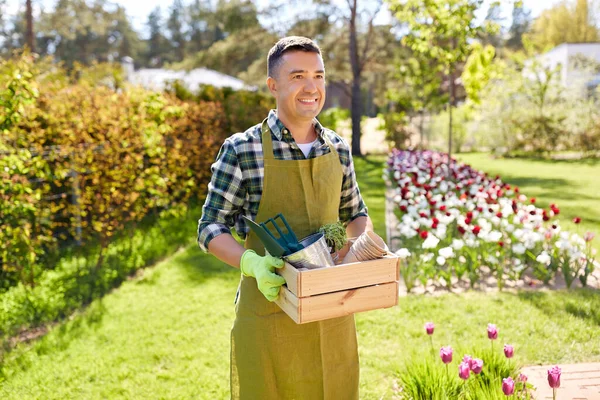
[{"left": 267, "top": 109, "right": 325, "bottom": 141}]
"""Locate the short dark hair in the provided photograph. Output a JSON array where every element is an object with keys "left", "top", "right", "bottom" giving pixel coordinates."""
[{"left": 267, "top": 36, "right": 322, "bottom": 78}]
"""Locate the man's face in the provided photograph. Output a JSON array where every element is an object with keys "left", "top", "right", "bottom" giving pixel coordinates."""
[{"left": 267, "top": 51, "right": 326, "bottom": 123}]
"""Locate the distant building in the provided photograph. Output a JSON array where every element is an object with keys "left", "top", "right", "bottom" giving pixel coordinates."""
[
  {"left": 536, "top": 43, "right": 600, "bottom": 95},
  {"left": 120, "top": 57, "right": 255, "bottom": 92}
]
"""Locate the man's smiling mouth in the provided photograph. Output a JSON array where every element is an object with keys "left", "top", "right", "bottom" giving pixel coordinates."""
[{"left": 298, "top": 99, "right": 318, "bottom": 104}]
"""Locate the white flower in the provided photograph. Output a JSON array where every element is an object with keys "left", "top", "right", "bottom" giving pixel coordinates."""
[
  {"left": 421, "top": 252, "right": 434, "bottom": 262},
  {"left": 439, "top": 246, "right": 454, "bottom": 258},
  {"left": 505, "top": 224, "right": 515, "bottom": 233},
  {"left": 512, "top": 243, "right": 526, "bottom": 255},
  {"left": 459, "top": 255, "right": 467, "bottom": 263},
  {"left": 436, "top": 256, "right": 446, "bottom": 266},
  {"left": 422, "top": 235, "right": 441, "bottom": 249},
  {"left": 395, "top": 248, "right": 411, "bottom": 259},
  {"left": 488, "top": 231, "right": 503, "bottom": 242},
  {"left": 394, "top": 171, "right": 401, "bottom": 180},
  {"left": 452, "top": 239, "right": 464, "bottom": 250},
  {"left": 536, "top": 251, "right": 551, "bottom": 265},
  {"left": 486, "top": 255, "right": 499, "bottom": 264}
]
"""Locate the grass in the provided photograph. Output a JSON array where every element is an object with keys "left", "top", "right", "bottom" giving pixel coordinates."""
[
  {"left": 1, "top": 155, "right": 600, "bottom": 399},
  {"left": 456, "top": 153, "right": 600, "bottom": 255}
]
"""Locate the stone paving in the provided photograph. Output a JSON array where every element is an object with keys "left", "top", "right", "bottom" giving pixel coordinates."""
[{"left": 521, "top": 363, "right": 600, "bottom": 400}]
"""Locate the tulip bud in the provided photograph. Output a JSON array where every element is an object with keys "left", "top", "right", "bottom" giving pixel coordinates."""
[
  {"left": 459, "top": 362, "right": 470, "bottom": 380},
  {"left": 504, "top": 344, "right": 514, "bottom": 358},
  {"left": 440, "top": 346, "right": 453, "bottom": 364},
  {"left": 502, "top": 377, "right": 515, "bottom": 395},
  {"left": 487, "top": 323, "right": 498, "bottom": 340},
  {"left": 425, "top": 322, "right": 434, "bottom": 335},
  {"left": 470, "top": 358, "right": 483, "bottom": 375},
  {"left": 547, "top": 365, "right": 561, "bottom": 389}
]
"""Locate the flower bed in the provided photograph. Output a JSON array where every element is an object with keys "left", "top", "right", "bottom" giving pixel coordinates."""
[{"left": 385, "top": 150, "right": 598, "bottom": 292}]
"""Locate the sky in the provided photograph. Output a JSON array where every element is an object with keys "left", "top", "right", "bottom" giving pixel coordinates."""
[{"left": 6, "top": 0, "right": 566, "bottom": 37}]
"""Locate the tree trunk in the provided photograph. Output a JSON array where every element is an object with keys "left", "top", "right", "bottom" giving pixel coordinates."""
[
  {"left": 26, "top": 0, "right": 35, "bottom": 52},
  {"left": 349, "top": 0, "right": 362, "bottom": 156},
  {"left": 448, "top": 67, "right": 455, "bottom": 170}
]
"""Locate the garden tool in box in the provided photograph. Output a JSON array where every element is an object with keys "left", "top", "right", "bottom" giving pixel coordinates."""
[
  {"left": 242, "top": 215, "right": 287, "bottom": 257},
  {"left": 260, "top": 213, "right": 304, "bottom": 254}
]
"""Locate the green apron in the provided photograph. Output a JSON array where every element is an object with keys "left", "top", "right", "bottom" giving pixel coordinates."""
[{"left": 230, "top": 120, "right": 359, "bottom": 400}]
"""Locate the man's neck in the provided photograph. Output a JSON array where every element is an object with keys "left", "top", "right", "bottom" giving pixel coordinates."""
[{"left": 276, "top": 110, "right": 317, "bottom": 144}]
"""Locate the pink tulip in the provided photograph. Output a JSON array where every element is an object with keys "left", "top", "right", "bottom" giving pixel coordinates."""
[
  {"left": 459, "top": 362, "right": 470, "bottom": 380},
  {"left": 504, "top": 344, "right": 514, "bottom": 358},
  {"left": 440, "top": 346, "right": 453, "bottom": 364},
  {"left": 425, "top": 322, "right": 435, "bottom": 335},
  {"left": 487, "top": 323, "right": 498, "bottom": 340},
  {"left": 470, "top": 358, "right": 483, "bottom": 374},
  {"left": 584, "top": 232, "right": 595, "bottom": 242},
  {"left": 547, "top": 365, "right": 561, "bottom": 388},
  {"left": 502, "top": 377, "right": 515, "bottom": 395},
  {"left": 462, "top": 355, "right": 472, "bottom": 366},
  {"left": 519, "top": 373, "right": 528, "bottom": 382}
]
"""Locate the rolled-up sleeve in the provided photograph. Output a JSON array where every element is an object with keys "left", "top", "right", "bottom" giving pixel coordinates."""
[
  {"left": 339, "top": 147, "right": 368, "bottom": 225},
  {"left": 197, "top": 138, "right": 245, "bottom": 252}
]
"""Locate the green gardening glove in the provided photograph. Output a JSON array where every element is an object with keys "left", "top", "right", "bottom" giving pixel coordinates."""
[{"left": 240, "top": 250, "right": 286, "bottom": 302}]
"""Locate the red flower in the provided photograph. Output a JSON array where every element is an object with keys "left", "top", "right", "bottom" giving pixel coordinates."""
[
  {"left": 498, "top": 241, "right": 504, "bottom": 247},
  {"left": 466, "top": 211, "right": 473, "bottom": 219},
  {"left": 530, "top": 198, "right": 536, "bottom": 204},
  {"left": 400, "top": 205, "right": 407, "bottom": 212},
  {"left": 420, "top": 231, "right": 429, "bottom": 239},
  {"left": 473, "top": 226, "right": 481, "bottom": 235},
  {"left": 514, "top": 187, "right": 519, "bottom": 193},
  {"left": 573, "top": 217, "right": 581, "bottom": 224},
  {"left": 458, "top": 226, "right": 466, "bottom": 235},
  {"left": 465, "top": 218, "right": 472, "bottom": 225},
  {"left": 496, "top": 212, "right": 503, "bottom": 218},
  {"left": 440, "top": 205, "right": 447, "bottom": 211},
  {"left": 420, "top": 212, "right": 428, "bottom": 218}
]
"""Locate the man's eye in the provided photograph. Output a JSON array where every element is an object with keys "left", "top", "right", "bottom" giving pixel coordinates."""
[
  {"left": 316, "top": 75, "right": 324, "bottom": 79},
  {"left": 294, "top": 75, "right": 303, "bottom": 79}
]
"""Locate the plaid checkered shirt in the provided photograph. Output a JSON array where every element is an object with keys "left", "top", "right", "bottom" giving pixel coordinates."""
[{"left": 197, "top": 109, "right": 368, "bottom": 252}]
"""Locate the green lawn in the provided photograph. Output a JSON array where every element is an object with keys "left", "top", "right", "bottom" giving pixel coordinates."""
[
  {"left": 456, "top": 153, "right": 600, "bottom": 255},
  {"left": 1, "top": 155, "right": 600, "bottom": 399}
]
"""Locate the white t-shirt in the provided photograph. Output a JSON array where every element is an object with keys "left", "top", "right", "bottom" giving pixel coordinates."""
[{"left": 297, "top": 139, "right": 318, "bottom": 158}]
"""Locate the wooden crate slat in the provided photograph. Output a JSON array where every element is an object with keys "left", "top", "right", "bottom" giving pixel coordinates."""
[
  {"left": 278, "top": 262, "right": 300, "bottom": 295},
  {"left": 277, "top": 282, "right": 398, "bottom": 324},
  {"left": 275, "top": 286, "right": 301, "bottom": 324},
  {"left": 296, "top": 257, "right": 399, "bottom": 297}
]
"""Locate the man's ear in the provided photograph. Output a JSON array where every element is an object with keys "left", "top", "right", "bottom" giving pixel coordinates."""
[{"left": 266, "top": 76, "right": 277, "bottom": 96}]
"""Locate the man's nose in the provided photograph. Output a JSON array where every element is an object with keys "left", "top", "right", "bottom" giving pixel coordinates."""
[{"left": 303, "top": 78, "right": 318, "bottom": 93}]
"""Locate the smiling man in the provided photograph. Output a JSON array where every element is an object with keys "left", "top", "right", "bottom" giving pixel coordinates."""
[{"left": 197, "top": 36, "right": 372, "bottom": 399}]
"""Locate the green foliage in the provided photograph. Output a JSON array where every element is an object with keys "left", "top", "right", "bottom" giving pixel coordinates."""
[
  {"left": 429, "top": 105, "right": 474, "bottom": 153},
  {"left": 319, "top": 222, "right": 347, "bottom": 253},
  {"left": 399, "top": 346, "right": 523, "bottom": 400},
  {"left": 166, "top": 81, "right": 274, "bottom": 134},
  {"left": 317, "top": 107, "right": 350, "bottom": 132},
  {"left": 462, "top": 43, "right": 497, "bottom": 105},
  {"left": 378, "top": 111, "right": 412, "bottom": 150},
  {"left": 524, "top": 0, "right": 600, "bottom": 54}
]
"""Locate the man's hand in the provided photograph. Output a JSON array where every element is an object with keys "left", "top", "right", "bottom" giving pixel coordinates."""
[{"left": 240, "top": 250, "right": 286, "bottom": 302}]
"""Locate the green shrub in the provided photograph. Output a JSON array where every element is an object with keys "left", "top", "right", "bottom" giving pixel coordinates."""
[{"left": 317, "top": 107, "right": 350, "bottom": 132}]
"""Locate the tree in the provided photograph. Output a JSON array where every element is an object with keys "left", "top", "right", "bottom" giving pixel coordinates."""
[
  {"left": 389, "top": 0, "right": 489, "bottom": 162},
  {"left": 507, "top": 2, "right": 531, "bottom": 50},
  {"left": 346, "top": 0, "right": 382, "bottom": 156},
  {"left": 481, "top": 2, "right": 504, "bottom": 48},
  {"left": 25, "top": 0, "right": 34, "bottom": 52},
  {"left": 525, "top": 0, "right": 599, "bottom": 53},
  {"left": 144, "top": 7, "right": 169, "bottom": 66},
  {"left": 167, "top": 0, "right": 186, "bottom": 62}
]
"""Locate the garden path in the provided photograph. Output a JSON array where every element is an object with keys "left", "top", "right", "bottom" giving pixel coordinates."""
[{"left": 521, "top": 363, "right": 600, "bottom": 400}]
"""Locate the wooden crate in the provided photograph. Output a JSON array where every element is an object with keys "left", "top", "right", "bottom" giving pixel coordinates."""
[{"left": 275, "top": 256, "right": 400, "bottom": 324}]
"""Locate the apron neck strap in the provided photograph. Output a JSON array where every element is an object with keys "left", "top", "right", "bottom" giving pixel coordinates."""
[{"left": 261, "top": 118, "right": 339, "bottom": 159}]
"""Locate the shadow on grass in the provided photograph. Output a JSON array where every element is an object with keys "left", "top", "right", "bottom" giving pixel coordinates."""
[
  {"left": 0, "top": 300, "right": 107, "bottom": 380},
  {"left": 171, "top": 246, "right": 238, "bottom": 286},
  {"left": 517, "top": 289, "right": 600, "bottom": 327}
]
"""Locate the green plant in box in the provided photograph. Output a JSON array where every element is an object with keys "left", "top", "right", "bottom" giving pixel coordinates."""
[{"left": 319, "top": 222, "right": 347, "bottom": 253}]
